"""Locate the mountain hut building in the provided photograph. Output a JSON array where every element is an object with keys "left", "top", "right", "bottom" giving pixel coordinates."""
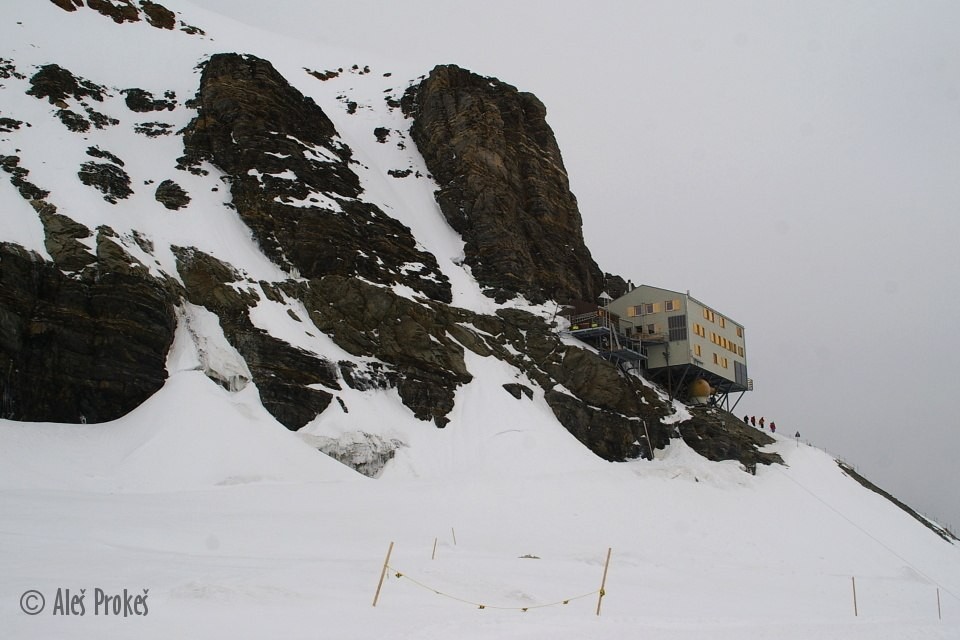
[
  {"left": 606, "top": 285, "right": 751, "bottom": 409},
  {"left": 563, "top": 284, "right": 751, "bottom": 411}
]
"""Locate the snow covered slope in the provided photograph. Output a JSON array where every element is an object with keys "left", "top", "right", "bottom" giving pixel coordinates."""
[
  {"left": 1, "top": 2, "right": 958, "bottom": 638},
  {"left": 2, "top": 392, "right": 958, "bottom": 638}
]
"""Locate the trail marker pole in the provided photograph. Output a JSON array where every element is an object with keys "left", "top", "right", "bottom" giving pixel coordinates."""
[
  {"left": 431, "top": 537, "right": 438, "bottom": 560},
  {"left": 372, "top": 541, "right": 394, "bottom": 607},
  {"left": 851, "top": 576, "right": 858, "bottom": 617},
  {"left": 596, "top": 547, "right": 612, "bottom": 616},
  {"left": 642, "top": 420, "right": 654, "bottom": 460},
  {"left": 937, "top": 587, "right": 942, "bottom": 621},
  {"left": 451, "top": 527, "right": 457, "bottom": 546}
]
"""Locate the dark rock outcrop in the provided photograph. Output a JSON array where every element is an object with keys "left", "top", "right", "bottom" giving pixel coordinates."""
[
  {"left": 122, "top": 88, "right": 176, "bottom": 112},
  {"left": 78, "top": 161, "right": 133, "bottom": 203},
  {"left": 0, "top": 242, "right": 175, "bottom": 423},
  {"left": 181, "top": 53, "right": 452, "bottom": 303},
  {"left": 405, "top": 64, "right": 605, "bottom": 304},
  {"left": 35, "top": 203, "right": 97, "bottom": 271},
  {"left": 154, "top": 179, "right": 190, "bottom": 210},
  {"left": 838, "top": 461, "right": 957, "bottom": 543},
  {"left": 139, "top": 0, "right": 176, "bottom": 29},
  {"left": 0, "top": 155, "right": 49, "bottom": 201},
  {"left": 0, "top": 151, "right": 174, "bottom": 423},
  {"left": 678, "top": 407, "right": 782, "bottom": 469},
  {"left": 27, "top": 64, "right": 107, "bottom": 105},
  {"left": 296, "top": 275, "right": 668, "bottom": 455},
  {"left": 0, "top": 117, "right": 23, "bottom": 133},
  {"left": 502, "top": 383, "right": 532, "bottom": 400},
  {"left": 173, "top": 247, "right": 339, "bottom": 430},
  {"left": 0, "top": 58, "right": 25, "bottom": 81},
  {"left": 545, "top": 390, "right": 642, "bottom": 461},
  {"left": 26, "top": 64, "right": 116, "bottom": 132},
  {"left": 542, "top": 348, "right": 672, "bottom": 461},
  {"left": 86, "top": 0, "right": 140, "bottom": 24},
  {"left": 48, "top": 0, "right": 203, "bottom": 34},
  {"left": 301, "top": 276, "right": 471, "bottom": 427},
  {"left": 134, "top": 121, "right": 174, "bottom": 137},
  {"left": 49, "top": 0, "right": 83, "bottom": 11}
]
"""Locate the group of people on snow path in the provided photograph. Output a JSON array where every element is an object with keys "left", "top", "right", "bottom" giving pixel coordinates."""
[{"left": 744, "top": 415, "right": 776, "bottom": 433}]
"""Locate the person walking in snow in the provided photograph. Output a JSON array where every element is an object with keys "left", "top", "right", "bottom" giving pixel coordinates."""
[
  {"left": 759, "top": 417, "right": 765, "bottom": 429},
  {"left": 743, "top": 415, "right": 749, "bottom": 424},
  {"left": 750, "top": 416, "right": 756, "bottom": 427},
  {"left": 770, "top": 421, "right": 776, "bottom": 433}
]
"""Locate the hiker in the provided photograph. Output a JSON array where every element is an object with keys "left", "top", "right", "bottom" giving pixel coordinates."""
[
  {"left": 770, "top": 421, "right": 776, "bottom": 433},
  {"left": 759, "top": 417, "right": 765, "bottom": 429},
  {"left": 750, "top": 416, "right": 756, "bottom": 426},
  {"left": 743, "top": 415, "right": 749, "bottom": 424}
]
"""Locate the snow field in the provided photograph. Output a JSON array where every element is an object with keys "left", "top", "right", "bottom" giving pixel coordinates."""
[{"left": 1, "top": 350, "right": 959, "bottom": 638}]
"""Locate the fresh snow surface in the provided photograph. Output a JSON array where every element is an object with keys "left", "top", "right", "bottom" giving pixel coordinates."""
[
  {"left": 1, "top": 2, "right": 959, "bottom": 638},
  {"left": 2, "top": 375, "right": 959, "bottom": 639}
]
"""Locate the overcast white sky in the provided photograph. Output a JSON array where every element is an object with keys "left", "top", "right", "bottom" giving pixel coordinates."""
[{"left": 188, "top": 0, "right": 960, "bottom": 530}]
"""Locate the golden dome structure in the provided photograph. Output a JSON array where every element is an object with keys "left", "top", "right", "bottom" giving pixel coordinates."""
[{"left": 688, "top": 378, "right": 713, "bottom": 404}]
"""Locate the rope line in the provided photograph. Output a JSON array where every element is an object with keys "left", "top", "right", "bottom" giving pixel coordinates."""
[
  {"left": 386, "top": 565, "right": 599, "bottom": 611},
  {"left": 770, "top": 465, "right": 960, "bottom": 604}
]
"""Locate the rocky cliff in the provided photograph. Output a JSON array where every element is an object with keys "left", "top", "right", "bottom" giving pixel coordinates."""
[
  {"left": 0, "top": 1, "right": 778, "bottom": 474},
  {"left": 404, "top": 65, "right": 606, "bottom": 305}
]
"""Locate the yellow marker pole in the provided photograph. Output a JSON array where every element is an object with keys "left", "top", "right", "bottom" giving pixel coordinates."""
[
  {"left": 596, "top": 547, "right": 612, "bottom": 616},
  {"left": 851, "top": 576, "right": 858, "bottom": 617},
  {"left": 372, "top": 541, "right": 394, "bottom": 607}
]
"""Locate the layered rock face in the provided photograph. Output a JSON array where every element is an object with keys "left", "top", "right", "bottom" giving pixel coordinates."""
[
  {"left": 172, "top": 247, "right": 339, "bottom": 430},
  {"left": 296, "top": 274, "right": 669, "bottom": 454},
  {"left": 0, "top": 242, "right": 175, "bottom": 423},
  {"left": 182, "top": 53, "right": 452, "bottom": 303},
  {"left": 0, "top": 56, "right": 180, "bottom": 424},
  {"left": 679, "top": 407, "right": 782, "bottom": 469},
  {"left": 0, "top": 35, "right": 774, "bottom": 470},
  {"left": 405, "top": 65, "right": 606, "bottom": 304}
]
